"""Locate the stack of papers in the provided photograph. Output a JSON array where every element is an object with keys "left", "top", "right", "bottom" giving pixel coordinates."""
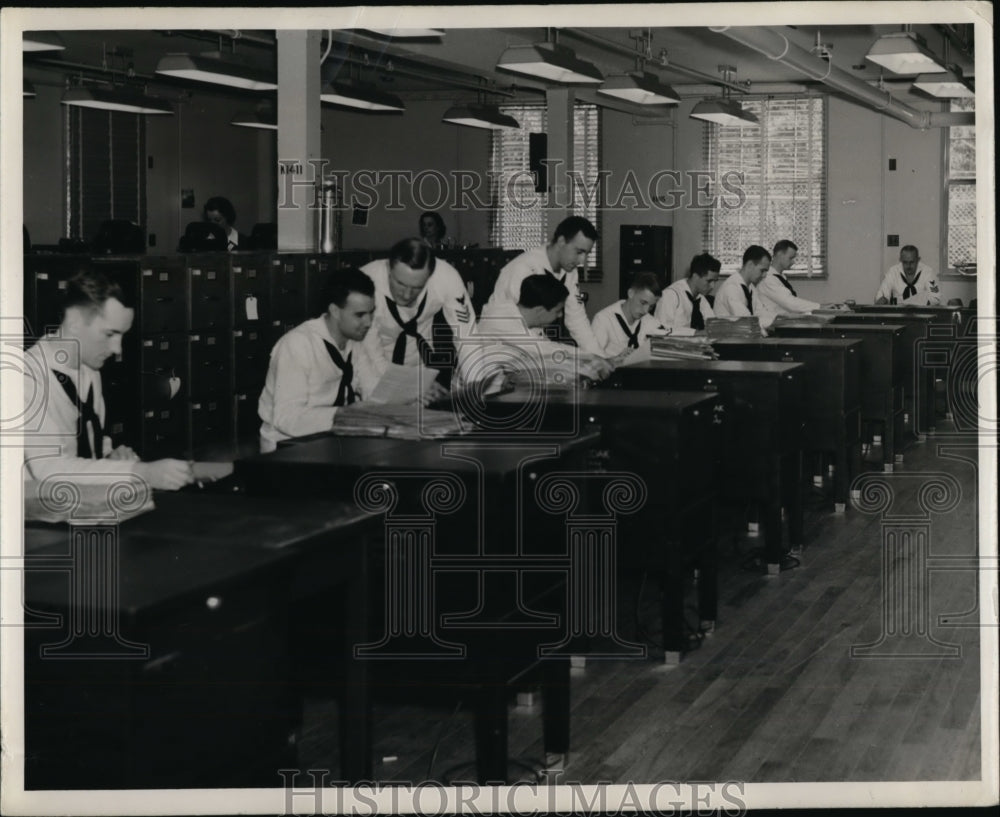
[
  {"left": 332, "top": 403, "right": 468, "bottom": 439},
  {"left": 704, "top": 317, "right": 763, "bottom": 340},
  {"left": 649, "top": 335, "right": 719, "bottom": 361}
]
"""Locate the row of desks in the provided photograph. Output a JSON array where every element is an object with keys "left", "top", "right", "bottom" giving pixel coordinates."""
[{"left": 21, "top": 305, "right": 968, "bottom": 790}]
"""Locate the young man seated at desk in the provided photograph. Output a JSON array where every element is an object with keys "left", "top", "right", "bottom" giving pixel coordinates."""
[
  {"left": 757, "top": 240, "right": 821, "bottom": 316},
  {"left": 713, "top": 245, "right": 777, "bottom": 334},
  {"left": 456, "top": 274, "right": 611, "bottom": 390},
  {"left": 655, "top": 253, "right": 721, "bottom": 334},
  {"left": 258, "top": 268, "right": 393, "bottom": 453},
  {"left": 23, "top": 271, "right": 194, "bottom": 490},
  {"left": 591, "top": 272, "right": 668, "bottom": 360}
]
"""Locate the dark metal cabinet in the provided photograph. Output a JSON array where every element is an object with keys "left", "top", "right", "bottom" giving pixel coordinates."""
[
  {"left": 230, "top": 252, "right": 272, "bottom": 330},
  {"left": 270, "top": 255, "right": 307, "bottom": 342}
]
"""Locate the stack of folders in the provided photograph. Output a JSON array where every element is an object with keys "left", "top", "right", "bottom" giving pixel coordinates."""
[
  {"left": 331, "top": 403, "right": 468, "bottom": 439},
  {"left": 649, "top": 335, "right": 719, "bottom": 361},
  {"left": 704, "top": 316, "right": 763, "bottom": 340}
]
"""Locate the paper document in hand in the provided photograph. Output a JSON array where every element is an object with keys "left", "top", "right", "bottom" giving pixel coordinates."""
[{"left": 368, "top": 363, "right": 438, "bottom": 404}]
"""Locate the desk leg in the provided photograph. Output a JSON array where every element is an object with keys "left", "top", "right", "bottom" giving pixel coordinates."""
[
  {"left": 474, "top": 682, "right": 509, "bottom": 784},
  {"left": 698, "top": 538, "right": 718, "bottom": 630},
  {"left": 763, "top": 455, "right": 784, "bottom": 572},
  {"left": 883, "top": 396, "right": 896, "bottom": 473},
  {"left": 782, "top": 451, "right": 804, "bottom": 551},
  {"left": 341, "top": 539, "right": 372, "bottom": 782},
  {"left": 541, "top": 657, "right": 570, "bottom": 757},
  {"left": 834, "top": 425, "right": 849, "bottom": 511},
  {"left": 660, "top": 568, "right": 686, "bottom": 661}
]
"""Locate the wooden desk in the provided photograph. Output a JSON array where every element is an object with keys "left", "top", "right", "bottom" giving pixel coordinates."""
[
  {"left": 772, "top": 322, "right": 906, "bottom": 472},
  {"left": 488, "top": 388, "right": 726, "bottom": 661},
  {"left": 23, "top": 493, "right": 379, "bottom": 789},
  {"left": 234, "top": 432, "right": 601, "bottom": 783},
  {"left": 712, "top": 337, "right": 862, "bottom": 510},
  {"left": 833, "top": 311, "right": 952, "bottom": 435},
  {"left": 606, "top": 359, "right": 805, "bottom": 573}
]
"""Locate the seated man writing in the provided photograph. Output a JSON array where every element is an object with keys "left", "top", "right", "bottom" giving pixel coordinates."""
[
  {"left": 23, "top": 270, "right": 193, "bottom": 490},
  {"left": 457, "top": 273, "right": 611, "bottom": 391},
  {"left": 591, "top": 272, "right": 668, "bottom": 361},
  {"left": 258, "top": 267, "right": 387, "bottom": 452}
]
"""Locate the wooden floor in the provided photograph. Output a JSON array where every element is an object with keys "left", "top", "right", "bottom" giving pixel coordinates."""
[{"left": 298, "top": 423, "right": 984, "bottom": 786}]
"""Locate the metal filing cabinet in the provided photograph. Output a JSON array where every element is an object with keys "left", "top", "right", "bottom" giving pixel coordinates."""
[
  {"left": 618, "top": 224, "right": 672, "bottom": 299},
  {"left": 270, "top": 255, "right": 307, "bottom": 344}
]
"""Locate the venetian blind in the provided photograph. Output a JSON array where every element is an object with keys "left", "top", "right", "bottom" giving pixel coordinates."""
[
  {"left": 66, "top": 106, "right": 147, "bottom": 242},
  {"left": 702, "top": 97, "right": 827, "bottom": 277},
  {"left": 489, "top": 103, "right": 600, "bottom": 270},
  {"left": 946, "top": 97, "right": 976, "bottom": 269}
]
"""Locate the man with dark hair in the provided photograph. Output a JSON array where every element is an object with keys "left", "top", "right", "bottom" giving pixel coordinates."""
[
  {"left": 758, "top": 240, "right": 821, "bottom": 315},
  {"left": 23, "top": 270, "right": 194, "bottom": 490},
  {"left": 361, "top": 238, "right": 471, "bottom": 389},
  {"left": 714, "top": 245, "right": 777, "bottom": 332},
  {"left": 875, "top": 245, "right": 940, "bottom": 305},
  {"left": 655, "top": 253, "right": 721, "bottom": 334},
  {"left": 258, "top": 267, "right": 383, "bottom": 452},
  {"left": 458, "top": 274, "right": 610, "bottom": 389},
  {"left": 489, "top": 215, "right": 606, "bottom": 359},
  {"left": 203, "top": 196, "right": 245, "bottom": 251},
  {"left": 591, "top": 272, "right": 667, "bottom": 357}
]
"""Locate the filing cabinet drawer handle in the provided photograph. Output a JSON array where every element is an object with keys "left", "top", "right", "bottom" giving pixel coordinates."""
[{"left": 155, "top": 296, "right": 174, "bottom": 303}]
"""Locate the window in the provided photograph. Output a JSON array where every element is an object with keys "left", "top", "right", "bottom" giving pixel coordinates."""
[
  {"left": 489, "top": 103, "right": 600, "bottom": 269},
  {"left": 65, "top": 106, "right": 147, "bottom": 242},
  {"left": 946, "top": 97, "right": 976, "bottom": 270},
  {"left": 702, "top": 97, "right": 827, "bottom": 276}
]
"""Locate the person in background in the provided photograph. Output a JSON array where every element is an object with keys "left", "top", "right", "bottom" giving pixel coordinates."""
[
  {"left": 418, "top": 211, "right": 450, "bottom": 250},
  {"left": 875, "top": 245, "right": 941, "bottom": 305},
  {"left": 361, "top": 238, "right": 469, "bottom": 392},
  {"left": 258, "top": 267, "right": 383, "bottom": 453},
  {"left": 458, "top": 274, "right": 610, "bottom": 390},
  {"left": 655, "top": 253, "right": 721, "bottom": 334},
  {"left": 489, "top": 215, "right": 609, "bottom": 370},
  {"left": 757, "top": 240, "right": 821, "bottom": 316},
  {"left": 203, "top": 196, "right": 246, "bottom": 251},
  {"left": 23, "top": 270, "right": 193, "bottom": 490},
  {"left": 591, "top": 272, "right": 667, "bottom": 358},
  {"left": 714, "top": 245, "right": 777, "bottom": 332}
]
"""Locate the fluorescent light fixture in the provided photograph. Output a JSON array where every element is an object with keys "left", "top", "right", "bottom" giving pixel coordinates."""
[
  {"left": 360, "top": 28, "right": 444, "bottom": 38},
  {"left": 865, "top": 32, "right": 946, "bottom": 75},
  {"left": 497, "top": 42, "right": 603, "bottom": 84},
  {"left": 24, "top": 80, "right": 37, "bottom": 98},
  {"left": 23, "top": 32, "right": 65, "bottom": 52},
  {"left": 442, "top": 103, "right": 520, "bottom": 130},
  {"left": 231, "top": 108, "right": 277, "bottom": 129},
  {"left": 689, "top": 97, "right": 758, "bottom": 126},
  {"left": 912, "top": 66, "right": 974, "bottom": 98},
  {"left": 321, "top": 80, "right": 405, "bottom": 112},
  {"left": 156, "top": 52, "right": 277, "bottom": 90},
  {"left": 598, "top": 71, "right": 680, "bottom": 105},
  {"left": 61, "top": 86, "right": 174, "bottom": 115}
]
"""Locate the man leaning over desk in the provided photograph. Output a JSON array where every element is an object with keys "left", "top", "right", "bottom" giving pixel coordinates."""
[
  {"left": 23, "top": 270, "right": 194, "bottom": 490},
  {"left": 875, "top": 245, "right": 941, "bottom": 306},
  {"left": 361, "top": 238, "right": 470, "bottom": 391},
  {"left": 489, "top": 215, "right": 610, "bottom": 375},
  {"left": 457, "top": 274, "right": 611, "bottom": 391}
]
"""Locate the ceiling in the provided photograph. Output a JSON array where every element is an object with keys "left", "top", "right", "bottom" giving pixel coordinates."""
[{"left": 23, "top": 24, "right": 976, "bottom": 109}]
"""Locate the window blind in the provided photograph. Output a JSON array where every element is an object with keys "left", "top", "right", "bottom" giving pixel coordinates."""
[
  {"left": 703, "top": 97, "right": 827, "bottom": 277},
  {"left": 490, "top": 103, "right": 600, "bottom": 270},
  {"left": 946, "top": 97, "right": 976, "bottom": 268},
  {"left": 66, "top": 106, "right": 147, "bottom": 242}
]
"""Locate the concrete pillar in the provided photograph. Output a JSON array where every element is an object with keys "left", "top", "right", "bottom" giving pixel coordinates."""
[{"left": 277, "top": 30, "right": 321, "bottom": 251}]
